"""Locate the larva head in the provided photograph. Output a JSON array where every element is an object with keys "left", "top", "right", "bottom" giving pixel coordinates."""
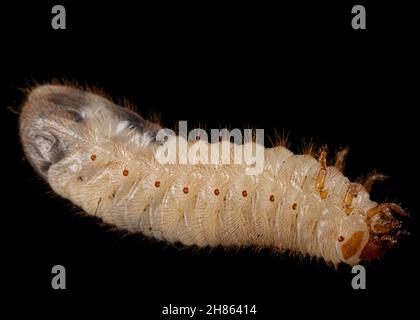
[
  {"left": 20, "top": 85, "right": 160, "bottom": 180},
  {"left": 360, "top": 203, "right": 408, "bottom": 261}
]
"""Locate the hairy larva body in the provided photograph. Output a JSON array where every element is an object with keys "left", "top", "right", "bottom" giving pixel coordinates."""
[{"left": 19, "top": 85, "right": 407, "bottom": 267}]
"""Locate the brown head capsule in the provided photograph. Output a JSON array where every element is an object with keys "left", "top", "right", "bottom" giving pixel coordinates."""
[{"left": 360, "top": 203, "right": 408, "bottom": 261}]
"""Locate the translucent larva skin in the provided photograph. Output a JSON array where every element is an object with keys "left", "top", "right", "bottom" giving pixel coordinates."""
[{"left": 20, "top": 85, "right": 404, "bottom": 267}]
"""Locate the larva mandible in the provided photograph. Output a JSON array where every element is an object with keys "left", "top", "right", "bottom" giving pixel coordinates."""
[{"left": 19, "top": 84, "right": 407, "bottom": 267}]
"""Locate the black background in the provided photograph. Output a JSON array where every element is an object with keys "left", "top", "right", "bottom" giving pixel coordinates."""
[{"left": 2, "top": 1, "right": 419, "bottom": 318}]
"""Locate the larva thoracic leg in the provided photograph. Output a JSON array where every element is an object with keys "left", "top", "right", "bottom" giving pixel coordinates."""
[{"left": 19, "top": 84, "right": 408, "bottom": 267}]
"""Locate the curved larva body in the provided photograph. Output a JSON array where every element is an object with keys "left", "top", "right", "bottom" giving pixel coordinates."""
[{"left": 19, "top": 85, "right": 406, "bottom": 267}]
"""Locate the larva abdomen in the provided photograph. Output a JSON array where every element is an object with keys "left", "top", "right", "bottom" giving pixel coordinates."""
[{"left": 19, "top": 84, "right": 407, "bottom": 267}]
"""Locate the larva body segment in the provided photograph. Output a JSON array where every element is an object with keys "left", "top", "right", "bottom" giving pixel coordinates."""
[{"left": 19, "top": 85, "right": 407, "bottom": 267}]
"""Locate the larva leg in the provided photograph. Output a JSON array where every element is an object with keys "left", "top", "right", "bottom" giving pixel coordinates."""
[
  {"left": 366, "top": 202, "right": 408, "bottom": 220},
  {"left": 363, "top": 172, "right": 389, "bottom": 192},
  {"left": 334, "top": 147, "right": 349, "bottom": 172},
  {"left": 316, "top": 150, "right": 328, "bottom": 199},
  {"left": 343, "top": 183, "right": 359, "bottom": 215}
]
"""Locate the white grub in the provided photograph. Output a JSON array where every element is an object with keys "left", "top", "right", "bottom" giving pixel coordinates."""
[{"left": 19, "top": 84, "right": 406, "bottom": 267}]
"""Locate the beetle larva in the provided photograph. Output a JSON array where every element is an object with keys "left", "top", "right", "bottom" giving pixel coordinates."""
[{"left": 19, "top": 84, "right": 407, "bottom": 266}]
